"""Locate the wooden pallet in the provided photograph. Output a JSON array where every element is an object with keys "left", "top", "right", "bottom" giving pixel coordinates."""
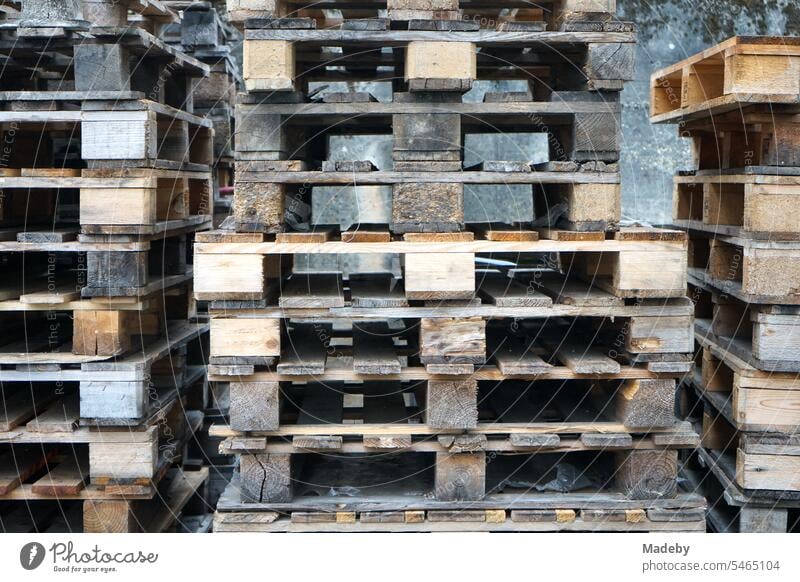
[
  {"left": 682, "top": 451, "right": 799, "bottom": 533},
  {"left": 674, "top": 173, "right": 800, "bottom": 240},
  {"left": 241, "top": 29, "right": 634, "bottom": 92},
  {"left": 0, "top": 397, "right": 204, "bottom": 499},
  {"left": 0, "top": 231, "right": 200, "bottom": 297},
  {"left": 686, "top": 229, "right": 800, "bottom": 303},
  {"left": 0, "top": 467, "right": 209, "bottom": 532},
  {"left": 214, "top": 486, "right": 705, "bottom": 532},
  {"left": 1, "top": 21, "right": 206, "bottom": 102},
  {"left": 236, "top": 91, "right": 622, "bottom": 157},
  {"left": 194, "top": 228, "right": 688, "bottom": 301},
  {"left": 226, "top": 0, "right": 625, "bottom": 32},
  {"left": 233, "top": 94, "right": 621, "bottom": 233},
  {"left": 16, "top": 0, "right": 179, "bottom": 29},
  {"left": 691, "top": 284, "right": 800, "bottom": 373},
  {"left": 0, "top": 99, "right": 213, "bottom": 170},
  {"left": 217, "top": 437, "right": 692, "bottom": 503},
  {"left": 688, "top": 381, "right": 800, "bottom": 497},
  {"left": 651, "top": 36, "right": 800, "bottom": 124},
  {"left": 692, "top": 330, "right": 800, "bottom": 433},
  {"left": 0, "top": 321, "right": 208, "bottom": 425},
  {"left": 221, "top": 373, "right": 691, "bottom": 432},
  {"left": 0, "top": 280, "right": 193, "bottom": 358},
  {"left": 0, "top": 168, "right": 212, "bottom": 235},
  {"left": 206, "top": 313, "right": 692, "bottom": 376}
]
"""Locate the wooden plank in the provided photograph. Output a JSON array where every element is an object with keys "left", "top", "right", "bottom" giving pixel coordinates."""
[
  {"left": 25, "top": 395, "right": 79, "bottom": 433},
  {"left": 552, "top": 341, "right": 620, "bottom": 374},
  {"left": 0, "top": 385, "right": 58, "bottom": 431},
  {"left": 535, "top": 274, "right": 623, "bottom": 306},
  {"left": 0, "top": 447, "right": 57, "bottom": 495},
  {"left": 478, "top": 274, "right": 552, "bottom": 307},
  {"left": 493, "top": 338, "right": 553, "bottom": 376},
  {"left": 279, "top": 274, "right": 345, "bottom": 308},
  {"left": 349, "top": 273, "right": 408, "bottom": 308},
  {"left": 30, "top": 457, "right": 88, "bottom": 496},
  {"left": 352, "top": 323, "right": 402, "bottom": 375},
  {"left": 277, "top": 323, "right": 329, "bottom": 375}
]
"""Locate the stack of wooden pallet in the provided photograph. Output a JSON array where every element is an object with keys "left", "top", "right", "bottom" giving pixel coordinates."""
[
  {"left": 654, "top": 36, "right": 800, "bottom": 533},
  {"left": 197, "top": 0, "right": 706, "bottom": 532},
  {"left": 162, "top": 1, "right": 241, "bottom": 220},
  {"left": 0, "top": 0, "right": 212, "bottom": 532}
]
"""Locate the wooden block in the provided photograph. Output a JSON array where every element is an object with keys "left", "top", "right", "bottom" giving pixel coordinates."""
[
  {"left": 80, "top": 187, "right": 155, "bottom": 226},
  {"left": 72, "top": 310, "right": 131, "bottom": 357},
  {"left": 434, "top": 452, "right": 485, "bottom": 501},
  {"left": 736, "top": 448, "right": 800, "bottom": 492},
  {"left": 405, "top": 42, "right": 476, "bottom": 89},
  {"left": 194, "top": 254, "right": 265, "bottom": 300},
  {"left": 240, "top": 453, "right": 292, "bottom": 502},
  {"left": 626, "top": 315, "right": 693, "bottom": 354},
  {"left": 614, "top": 250, "right": 687, "bottom": 297},
  {"left": 724, "top": 53, "right": 800, "bottom": 96},
  {"left": 86, "top": 251, "right": 147, "bottom": 290},
  {"left": 405, "top": 510, "right": 425, "bottom": 523},
  {"left": 584, "top": 42, "right": 635, "bottom": 83},
  {"left": 561, "top": 183, "right": 620, "bottom": 225},
  {"left": 235, "top": 110, "right": 286, "bottom": 155},
  {"left": 393, "top": 112, "right": 461, "bottom": 157},
  {"left": 244, "top": 40, "right": 295, "bottom": 91},
  {"left": 486, "top": 510, "right": 506, "bottom": 523},
  {"left": 73, "top": 43, "right": 130, "bottom": 92},
  {"left": 753, "top": 312, "right": 800, "bottom": 363},
  {"left": 89, "top": 439, "right": 158, "bottom": 482},
  {"left": 738, "top": 506, "right": 788, "bottom": 533},
  {"left": 615, "top": 449, "right": 677, "bottom": 499},
  {"left": 404, "top": 253, "right": 475, "bottom": 300},
  {"left": 230, "top": 382, "right": 280, "bottom": 431},
  {"left": 210, "top": 318, "right": 281, "bottom": 358},
  {"left": 234, "top": 182, "right": 285, "bottom": 233},
  {"left": 616, "top": 379, "right": 677, "bottom": 429},
  {"left": 391, "top": 183, "right": 463, "bottom": 233},
  {"left": 83, "top": 500, "right": 137, "bottom": 533},
  {"left": 80, "top": 381, "right": 147, "bottom": 420},
  {"left": 439, "top": 434, "right": 487, "bottom": 453},
  {"left": 743, "top": 248, "right": 800, "bottom": 298},
  {"left": 511, "top": 509, "right": 575, "bottom": 523},
  {"left": 82, "top": 114, "right": 155, "bottom": 161},
  {"left": 581, "top": 509, "right": 627, "bottom": 522},
  {"left": 419, "top": 317, "right": 485, "bottom": 363},
  {"left": 425, "top": 379, "right": 478, "bottom": 429},
  {"left": 626, "top": 509, "right": 647, "bottom": 523}
]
